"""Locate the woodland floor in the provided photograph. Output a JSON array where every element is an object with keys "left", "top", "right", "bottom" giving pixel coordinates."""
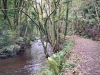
[{"left": 65, "top": 35, "right": 100, "bottom": 75}]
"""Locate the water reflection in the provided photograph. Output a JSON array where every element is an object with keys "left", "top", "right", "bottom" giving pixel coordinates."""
[{"left": 0, "top": 39, "right": 52, "bottom": 75}]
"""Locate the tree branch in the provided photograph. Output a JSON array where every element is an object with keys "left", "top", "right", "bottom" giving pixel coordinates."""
[{"left": 20, "top": 9, "right": 39, "bottom": 28}]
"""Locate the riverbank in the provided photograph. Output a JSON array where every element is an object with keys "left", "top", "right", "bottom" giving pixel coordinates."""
[
  {"left": 0, "top": 41, "right": 31, "bottom": 60},
  {"left": 0, "top": 39, "right": 53, "bottom": 75},
  {"left": 36, "top": 39, "right": 75, "bottom": 75}
]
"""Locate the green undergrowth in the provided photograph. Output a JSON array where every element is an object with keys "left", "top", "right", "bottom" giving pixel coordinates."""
[{"left": 37, "top": 40, "right": 75, "bottom": 75}]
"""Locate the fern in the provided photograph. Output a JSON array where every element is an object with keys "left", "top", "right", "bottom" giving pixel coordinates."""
[{"left": 40, "top": 40, "right": 74, "bottom": 75}]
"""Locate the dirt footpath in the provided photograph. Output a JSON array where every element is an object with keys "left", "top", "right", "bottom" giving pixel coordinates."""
[{"left": 66, "top": 35, "right": 100, "bottom": 75}]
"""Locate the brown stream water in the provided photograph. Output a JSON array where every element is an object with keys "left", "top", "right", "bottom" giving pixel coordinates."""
[{"left": 0, "top": 40, "right": 52, "bottom": 75}]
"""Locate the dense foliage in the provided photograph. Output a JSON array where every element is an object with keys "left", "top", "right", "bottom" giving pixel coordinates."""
[
  {"left": 0, "top": 0, "right": 99, "bottom": 75},
  {"left": 0, "top": 0, "right": 99, "bottom": 63},
  {"left": 73, "top": 0, "right": 100, "bottom": 40},
  {"left": 37, "top": 40, "right": 75, "bottom": 75}
]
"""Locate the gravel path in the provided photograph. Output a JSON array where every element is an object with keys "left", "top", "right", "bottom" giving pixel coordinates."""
[{"left": 66, "top": 35, "right": 100, "bottom": 75}]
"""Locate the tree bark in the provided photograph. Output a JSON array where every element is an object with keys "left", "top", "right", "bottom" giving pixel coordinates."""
[
  {"left": 2, "top": 0, "right": 7, "bottom": 19},
  {"left": 2, "top": 0, "right": 12, "bottom": 29}
]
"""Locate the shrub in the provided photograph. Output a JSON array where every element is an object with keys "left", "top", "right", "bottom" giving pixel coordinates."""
[{"left": 38, "top": 40, "right": 74, "bottom": 75}]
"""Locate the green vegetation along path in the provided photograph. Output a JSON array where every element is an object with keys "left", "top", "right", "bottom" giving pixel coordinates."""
[{"left": 66, "top": 35, "right": 100, "bottom": 75}]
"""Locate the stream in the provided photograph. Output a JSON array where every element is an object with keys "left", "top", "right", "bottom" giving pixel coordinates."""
[{"left": 0, "top": 39, "right": 53, "bottom": 75}]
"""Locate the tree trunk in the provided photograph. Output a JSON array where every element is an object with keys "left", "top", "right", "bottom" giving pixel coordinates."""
[
  {"left": 64, "top": 3, "right": 69, "bottom": 39},
  {"left": 2, "top": 0, "right": 7, "bottom": 19},
  {"left": 2, "top": 0, "right": 12, "bottom": 29}
]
